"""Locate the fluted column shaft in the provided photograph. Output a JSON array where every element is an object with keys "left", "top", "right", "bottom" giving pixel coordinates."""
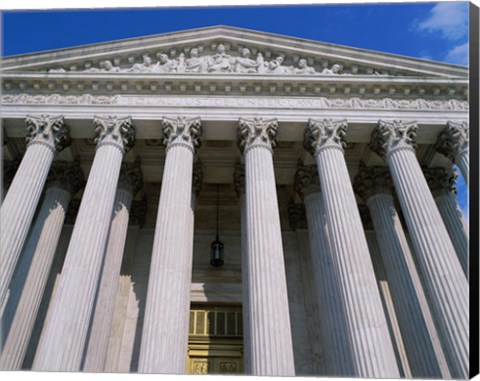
[
  {"left": 435, "top": 190, "right": 468, "bottom": 275},
  {"left": 138, "top": 116, "right": 201, "bottom": 374},
  {"left": 304, "top": 119, "right": 399, "bottom": 378},
  {"left": 33, "top": 116, "right": 134, "bottom": 371},
  {"left": 0, "top": 115, "right": 69, "bottom": 309},
  {"left": 0, "top": 162, "right": 83, "bottom": 370},
  {"left": 234, "top": 164, "right": 251, "bottom": 373},
  {"left": 83, "top": 188, "right": 135, "bottom": 371},
  {"left": 371, "top": 120, "right": 468, "bottom": 378},
  {"left": 1, "top": 186, "right": 71, "bottom": 370},
  {"left": 366, "top": 191, "right": 445, "bottom": 377},
  {"left": 303, "top": 190, "right": 354, "bottom": 376},
  {"left": 238, "top": 117, "right": 295, "bottom": 376}
]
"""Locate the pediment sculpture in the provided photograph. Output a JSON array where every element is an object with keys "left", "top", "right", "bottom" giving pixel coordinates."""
[{"left": 47, "top": 43, "right": 349, "bottom": 76}]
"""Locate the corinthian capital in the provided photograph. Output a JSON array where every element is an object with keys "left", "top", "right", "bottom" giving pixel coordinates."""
[
  {"left": 233, "top": 162, "right": 245, "bottom": 197},
  {"left": 435, "top": 121, "right": 469, "bottom": 162},
  {"left": 162, "top": 116, "right": 202, "bottom": 153},
  {"left": 25, "top": 115, "right": 71, "bottom": 152},
  {"left": 303, "top": 118, "right": 347, "bottom": 155},
  {"left": 422, "top": 166, "right": 457, "bottom": 197},
  {"left": 370, "top": 120, "right": 418, "bottom": 159},
  {"left": 47, "top": 160, "right": 85, "bottom": 195},
  {"left": 118, "top": 160, "right": 143, "bottom": 196},
  {"left": 353, "top": 162, "right": 392, "bottom": 201},
  {"left": 237, "top": 117, "right": 278, "bottom": 154},
  {"left": 93, "top": 116, "right": 135, "bottom": 154},
  {"left": 294, "top": 160, "right": 320, "bottom": 199}
]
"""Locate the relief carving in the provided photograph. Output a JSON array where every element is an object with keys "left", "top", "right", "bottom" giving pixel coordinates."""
[{"left": 44, "top": 42, "right": 352, "bottom": 76}]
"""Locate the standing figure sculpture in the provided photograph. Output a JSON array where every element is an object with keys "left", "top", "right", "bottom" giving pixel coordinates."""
[{"left": 185, "top": 48, "right": 206, "bottom": 72}]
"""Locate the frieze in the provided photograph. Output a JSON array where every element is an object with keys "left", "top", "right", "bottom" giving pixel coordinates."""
[{"left": 1, "top": 93, "right": 469, "bottom": 111}]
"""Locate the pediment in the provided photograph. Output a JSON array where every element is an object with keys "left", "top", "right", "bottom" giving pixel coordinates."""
[{"left": 1, "top": 26, "right": 468, "bottom": 79}]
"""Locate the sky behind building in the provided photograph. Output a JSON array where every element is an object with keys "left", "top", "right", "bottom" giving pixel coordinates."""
[{"left": 1, "top": 1, "right": 470, "bottom": 216}]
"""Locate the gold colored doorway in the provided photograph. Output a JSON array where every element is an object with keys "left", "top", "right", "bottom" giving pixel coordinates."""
[{"left": 187, "top": 304, "right": 244, "bottom": 375}]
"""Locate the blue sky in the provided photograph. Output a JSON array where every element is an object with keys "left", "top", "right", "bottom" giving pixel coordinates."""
[{"left": 1, "top": 1, "right": 470, "bottom": 216}]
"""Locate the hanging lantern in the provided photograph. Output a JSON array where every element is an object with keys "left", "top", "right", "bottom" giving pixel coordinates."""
[{"left": 210, "top": 183, "right": 224, "bottom": 267}]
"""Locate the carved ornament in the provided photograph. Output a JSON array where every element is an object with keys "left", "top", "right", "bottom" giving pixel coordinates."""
[
  {"left": 422, "top": 166, "right": 457, "bottom": 197},
  {"left": 353, "top": 162, "right": 393, "bottom": 201},
  {"left": 294, "top": 160, "right": 320, "bottom": 199},
  {"left": 303, "top": 118, "right": 348, "bottom": 155},
  {"left": 161, "top": 116, "right": 202, "bottom": 153},
  {"left": 47, "top": 160, "right": 86, "bottom": 195},
  {"left": 237, "top": 117, "right": 278, "bottom": 153},
  {"left": 435, "top": 121, "right": 469, "bottom": 162},
  {"left": 2, "top": 94, "right": 469, "bottom": 112},
  {"left": 370, "top": 120, "right": 418, "bottom": 159},
  {"left": 25, "top": 115, "right": 71, "bottom": 152},
  {"left": 118, "top": 160, "right": 143, "bottom": 196},
  {"left": 93, "top": 115, "right": 135, "bottom": 154}
]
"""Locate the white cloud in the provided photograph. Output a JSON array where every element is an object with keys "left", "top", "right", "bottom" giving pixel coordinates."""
[
  {"left": 445, "top": 42, "right": 469, "bottom": 65},
  {"left": 416, "top": 2, "right": 469, "bottom": 40}
]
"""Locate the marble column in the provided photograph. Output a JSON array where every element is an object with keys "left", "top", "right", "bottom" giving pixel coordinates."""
[
  {"left": 234, "top": 162, "right": 252, "bottom": 372},
  {"left": 0, "top": 161, "right": 84, "bottom": 370},
  {"left": 423, "top": 167, "right": 468, "bottom": 277},
  {"left": 294, "top": 161, "right": 354, "bottom": 376},
  {"left": 304, "top": 118, "right": 399, "bottom": 378},
  {"left": 33, "top": 116, "right": 135, "bottom": 371},
  {"left": 0, "top": 115, "right": 70, "bottom": 310},
  {"left": 370, "top": 120, "right": 468, "bottom": 378},
  {"left": 435, "top": 121, "right": 469, "bottom": 185},
  {"left": 354, "top": 164, "right": 446, "bottom": 378},
  {"left": 83, "top": 161, "right": 143, "bottom": 372},
  {"left": 138, "top": 116, "right": 202, "bottom": 374},
  {"left": 237, "top": 117, "right": 295, "bottom": 376}
]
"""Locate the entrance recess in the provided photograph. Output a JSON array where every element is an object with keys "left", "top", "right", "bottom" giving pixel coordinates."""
[{"left": 187, "top": 304, "right": 243, "bottom": 375}]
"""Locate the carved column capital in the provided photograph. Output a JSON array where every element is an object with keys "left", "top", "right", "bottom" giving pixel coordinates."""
[
  {"left": 93, "top": 115, "right": 135, "bottom": 154},
  {"left": 233, "top": 162, "right": 245, "bottom": 197},
  {"left": 370, "top": 120, "right": 418, "bottom": 159},
  {"left": 130, "top": 195, "right": 148, "bottom": 227},
  {"left": 353, "top": 162, "right": 393, "bottom": 201},
  {"left": 25, "top": 115, "right": 71, "bottom": 152},
  {"left": 118, "top": 161, "right": 143, "bottom": 196},
  {"left": 237, "top": 117, "right": 278, "bottom": 154},
  {"left": 161, "top": 116, "right": 202, "bottom": 153},
  {"left": 294, "top": 160, "right": 320, "bottom": 199},
  {"left": 303, "top": 118, "right": 347, "bottom": 155},
  {"left": 288, "top": 200, "right": 308, "bottom": 231},
  {"left": 422, "top": 166, "right": 457, "bottom": 197},
  {"left": 192, "top": 159, "right": 203, "bottom": 197},
  {"left": 47, "top": 161, "right": 85, "bottom": 195},
  {"left": 435, "top": 121, "right": 469, "bottom": 162}
]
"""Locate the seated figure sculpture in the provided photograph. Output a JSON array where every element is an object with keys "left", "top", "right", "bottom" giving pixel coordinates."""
[
  {"left": 295, "top": 59, "right": 316, "bottom": 74},
  {"left": 321, "top": 63, "right": 342, "bottom": 75},
  {"left": 154, "top": 54, "right": 177, "bottom": 73},
  {"left": 235, "top": 48, "right": 259, "bottom": 73},
  {"left": 207, "top": 44, "right": 233, "bottom": 73}
]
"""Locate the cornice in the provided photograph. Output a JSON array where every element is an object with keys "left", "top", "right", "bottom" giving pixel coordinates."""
[
  {"left": 1, "top": 73, "right": 468, "bottom": 100},
  {"left": 1, "top": 26, "right": 467, "bottom": 78}
]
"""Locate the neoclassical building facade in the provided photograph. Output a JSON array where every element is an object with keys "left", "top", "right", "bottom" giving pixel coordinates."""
[{"left": 0, "top": 26, "right": 470, "bottom": 378}]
